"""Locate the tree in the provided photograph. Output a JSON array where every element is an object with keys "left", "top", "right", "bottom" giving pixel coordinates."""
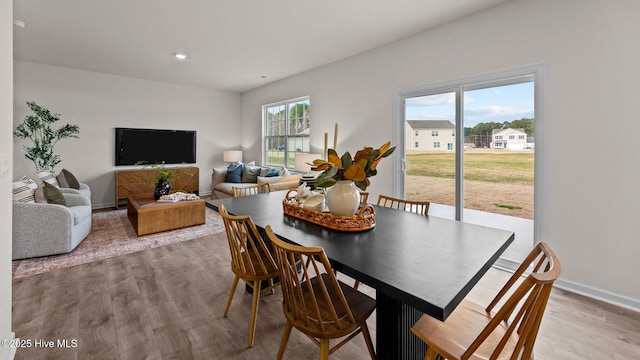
[
  {"left": 14, "top": 101, "right": 80, "bottom": 171},
  {"left": 509, "top": 118, "right": 535, "bottom": 136}
]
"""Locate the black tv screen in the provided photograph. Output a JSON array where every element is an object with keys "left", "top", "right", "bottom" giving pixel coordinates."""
[{"left": 115, "top": 127, "right": 197, "bottom": 166}]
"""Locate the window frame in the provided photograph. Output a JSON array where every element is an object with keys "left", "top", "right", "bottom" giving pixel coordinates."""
[{"left": 262, "top": 96, "right": 310, "bottom": 169}]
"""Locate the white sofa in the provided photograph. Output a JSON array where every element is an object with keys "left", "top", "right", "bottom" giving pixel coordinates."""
[{"left": 211, "top": 165, "right": 301, "bottom": 199}]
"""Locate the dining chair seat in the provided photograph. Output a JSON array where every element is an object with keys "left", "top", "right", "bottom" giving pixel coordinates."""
[{"left": 411, "top": 242, "right": 561, "bottom": 360}]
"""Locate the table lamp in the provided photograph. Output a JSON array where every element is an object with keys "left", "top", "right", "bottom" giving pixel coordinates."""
[
  {"left": 295, "top": 153, "right": 321, "bottom": 175},
  {"left": 223, "top": 150, "right": 243, "bottom": 165}
]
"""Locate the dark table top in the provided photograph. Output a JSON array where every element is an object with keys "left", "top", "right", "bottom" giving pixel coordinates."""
[{"left": 207, "top": 191, "right": 514, "bottom": 321}]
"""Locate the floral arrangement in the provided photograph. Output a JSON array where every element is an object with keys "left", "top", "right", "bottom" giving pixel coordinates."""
[{"left": 311, "top": 141, "right": 396, "bottom": 191}]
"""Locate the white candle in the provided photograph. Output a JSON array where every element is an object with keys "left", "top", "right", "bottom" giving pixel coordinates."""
[{"left": 333, "top": 123, "right": 338, "bottom": 151}]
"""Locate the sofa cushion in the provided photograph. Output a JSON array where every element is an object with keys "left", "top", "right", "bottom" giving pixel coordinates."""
[
  {"left": 257, "top": 174, "right": 302, "bottom": 191},
  {"left": 225, "top": 164, "right": 243, "bottom": 183},
  {"left": 242, "top": 165, "right": 262, "bottom": 183},
  {"left": 57, "top": 168, "right": 80, "bottom": 189},
  {"left": 12, "top": 176, "right": 38, "bottom": 203},
  {"left": 215, "top": 182, "right": 258, "bottom": 195},
  {"left": 37, "top": 170, "right": 60, "bottom": 187}
]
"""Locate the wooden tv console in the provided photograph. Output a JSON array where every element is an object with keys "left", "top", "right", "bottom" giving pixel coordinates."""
[{"left": 115, "top": 166, "right": 199, "bottom": 209}]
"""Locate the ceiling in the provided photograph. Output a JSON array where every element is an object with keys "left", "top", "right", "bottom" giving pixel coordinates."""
[{"left": 13, "top": 0, "right": 512, "bottom": 93}]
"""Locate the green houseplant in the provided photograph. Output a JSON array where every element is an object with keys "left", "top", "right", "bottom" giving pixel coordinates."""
[
  {"left": 13, "top": 101, "right": 80, "bottom": 171},
  {"left": 136, "top": 161, "right": 192, "bottom": 200}
]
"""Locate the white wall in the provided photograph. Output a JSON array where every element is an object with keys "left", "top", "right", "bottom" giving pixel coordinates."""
[
  {"left": 13, "top": 61, "right": 241, "bottom": 208},
  {"left": 241, "top": 0, "right": 640, "bottom": 305},
  {"left": 1, "top": 0, "right": 14, "bottom": 358}
]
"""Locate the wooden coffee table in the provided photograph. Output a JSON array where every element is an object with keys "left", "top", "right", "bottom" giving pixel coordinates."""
[{"left": 127, "top": 194, "right": 206, "bottom": 235}]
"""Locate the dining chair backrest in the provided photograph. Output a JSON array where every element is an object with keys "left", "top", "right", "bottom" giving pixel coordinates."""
[
  {"left": 266, "top": 225, "right": 376, "bottom": 359},
  {"left": 218, "top": 204, "right": 280, "bottom": 347},
  {"left": 359, "top": 192, "right": 369, "bottom": 203},
  {"left": 232, "top": 182, "right": 271, "bottom": 198},
  {"left": 377, "top": 194, "right": 430, "bottom": 215},
  {"left": 411, "top": 241, "right": 561, "bottom": 360},
  {"left": 267, "top": 226, "right": 355, "bottom": 333},
  {"left": 219, "top": 203, "right": 277, "bottom": 278}
]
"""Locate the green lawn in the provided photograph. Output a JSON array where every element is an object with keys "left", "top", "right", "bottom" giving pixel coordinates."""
[{"left": 406, "top": 151, "right": 534, "bottom": 185}]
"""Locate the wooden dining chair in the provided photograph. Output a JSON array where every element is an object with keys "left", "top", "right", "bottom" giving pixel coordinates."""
[
  {"left": 411, "top": 242, "right": 561, "bottom": 360},
  {"left": 265, "top": 225, "right": 376, "bottom": 360},
  {"left": 232, "top": 182, "right": 271, "bottom": 198},
  {"left": 377, "top": 194, "right": 430, "bottom": 215},
  {"left": 218, "top": 203, "right": 280, "bottom": 347},
  {"left": 359, "top": 191, "right": 369, "bottom": 203}
]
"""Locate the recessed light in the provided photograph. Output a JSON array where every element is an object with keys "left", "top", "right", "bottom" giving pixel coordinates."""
[
  {"left": 174, "top": 53, "right": 188, "bottom": 60},
  {"left": 13, "top": 19, "right": 26, "bottom": 28}
]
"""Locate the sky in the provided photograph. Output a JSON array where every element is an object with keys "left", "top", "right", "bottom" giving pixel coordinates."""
[{"left": 404, "top": 82, "right": 534, "bottom": 127}]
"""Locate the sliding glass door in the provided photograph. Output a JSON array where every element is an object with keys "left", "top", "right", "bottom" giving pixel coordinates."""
[{"left": 396, "top": 66, "right": 545, "bottom": 265}]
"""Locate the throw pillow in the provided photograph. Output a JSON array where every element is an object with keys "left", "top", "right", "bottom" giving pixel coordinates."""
[
  {"left": 265, "top": 167, "right": 282, "bottom": 177},
  {"left": 225, "top": 163, "right": 243, "bottom": 183},
  {"left": 242, "top": 165, "right": 262, "bottom": 183},
  {"left": 56, "top": 168, "right": 80, "bottom": 189},
  {"left": 42, "top": 182, "right": 66, "bottom": 206},
  {"left": 36, "top": 170, "right": 60, "bottom": 188},
  {"left": 12, "top": 176, "right": 38, "bottom": 203}
]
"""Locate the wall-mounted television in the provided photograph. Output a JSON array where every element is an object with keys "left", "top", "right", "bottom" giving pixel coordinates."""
[{"left": 115, "top": 127, "right": 197, "bottom": 166}]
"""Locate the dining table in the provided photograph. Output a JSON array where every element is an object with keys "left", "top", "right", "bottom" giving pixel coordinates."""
[{"left": 206, "top": 190, "right": 515, "bottom": 360}]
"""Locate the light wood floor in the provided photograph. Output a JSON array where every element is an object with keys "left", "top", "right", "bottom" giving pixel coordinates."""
[{"left": 12, "top": 232, "right": 640, "bottom": 359}]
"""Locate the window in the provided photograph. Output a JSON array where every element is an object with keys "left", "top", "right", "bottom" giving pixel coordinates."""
[
  {"left": 447, "top": 143, "right": 453, "bottom": 151},
  {"left": 496, "top": 135, "right": 503, "bottom": 140},
  {"left": 415, "top": 142, "right": 419, "bottom": 148},
  {"left": 415, "top": 130, "right": 419, "bottom": 136},
  {"left": 452, "top": 131, "right": 455, "bottom": 137},
  {"left": 433, "top": 142, "right": 440, "bottom": 148},
  {"left": 519, "top": 135, "right": 525, "bottom": 139},
  {"left": 432, "top": 130, "right": 439, "bottom": 136},
  {"left": 263, "top": 96, "right": 310, "bottom": 168},
  {"left": 509, "top": 135, "right": 515, "bottom": 139}
]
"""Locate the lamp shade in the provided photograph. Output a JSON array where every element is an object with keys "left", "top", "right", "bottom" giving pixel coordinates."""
[
  {"left": 295, "top": 153, "right": 321, "bottom": 173},
  {"left": 223, "top": 150, "right": 243, "bottom": 163}
]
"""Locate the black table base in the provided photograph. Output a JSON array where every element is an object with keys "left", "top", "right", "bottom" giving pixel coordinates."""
[{"left": 376, "top": 290, "right": 427, "bottom": 360}]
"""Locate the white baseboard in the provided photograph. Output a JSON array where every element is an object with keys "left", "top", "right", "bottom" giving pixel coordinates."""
[
  {"left": 554, "top": 278, "right": 640, "bottom": 313},
  {"left": 492, "top": 260, "right": 640, "bottom": 314},
  {"left": 0, "top": 332, "right": 16, "bottom": 360}
]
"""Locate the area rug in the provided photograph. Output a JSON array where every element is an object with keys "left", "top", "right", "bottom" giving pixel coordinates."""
[{"left": 11, "top": 207, "right": 225, "bottom": 279}]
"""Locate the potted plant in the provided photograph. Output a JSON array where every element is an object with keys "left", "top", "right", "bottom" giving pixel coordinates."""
[
  {"left": 13, "top": 101, "right": 80, "bottom": 172},
  {"left": 136, "top": 161, "right": 191, "bottom": 200},
  {"left": 311, "top": 141, "right": 396, "bottom": 216}
]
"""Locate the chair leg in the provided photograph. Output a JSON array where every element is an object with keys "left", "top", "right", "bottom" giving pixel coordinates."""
[
  {"left": 360, "top": 320, "right": 376, "bottom": 360},
  {"left": 224, "top": 275, "right": 240, "bottom": 317},
  {"left": 276, "top": 322, "right": 293, "bottom": 360},
  {"left": 319, "top": 339, "right": 330, "bottom": 360},
  {"left": 354, "top": 280, "right": 360, "bottom": 289},
  {"left": 248, "top": 280, "right": 261, "bottom": 347}
]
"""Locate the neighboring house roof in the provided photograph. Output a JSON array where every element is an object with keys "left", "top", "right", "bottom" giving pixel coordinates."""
[
  {"left": 407, "top": 120, "right": 455, "bottom": 129},
  {"left": 491, "top": 128, "right": 526, "bottom": 136}
]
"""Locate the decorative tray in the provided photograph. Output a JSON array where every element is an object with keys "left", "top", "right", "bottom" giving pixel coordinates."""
[{"left": 282, "top": 190, "right": 375, "bottom": 232}]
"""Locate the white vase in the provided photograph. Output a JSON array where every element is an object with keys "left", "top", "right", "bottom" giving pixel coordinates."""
[{"left": 325, "top": 180, "right": 360, "bottom": 217}]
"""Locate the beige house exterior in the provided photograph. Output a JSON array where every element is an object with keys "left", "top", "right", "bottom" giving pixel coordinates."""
[{"left": 405, "top": 120, "right": 456, "bottom": 151}]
